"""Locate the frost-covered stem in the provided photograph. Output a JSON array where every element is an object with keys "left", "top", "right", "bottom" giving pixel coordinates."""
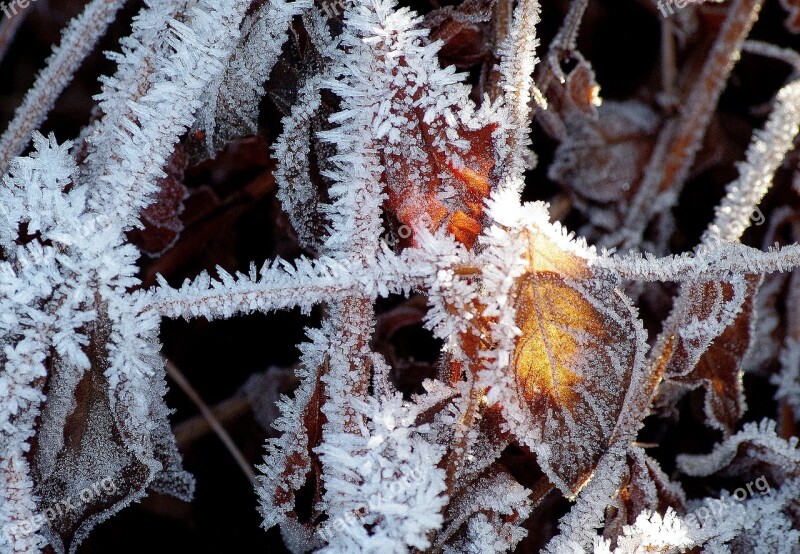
[
  {"left": 0, "top": 329, "right": 50, "bottom": 552},
  {"left": 487, "top": 0, "right": 513, "bottom": 101},
  {"left": 600, "top": 242, "right": 800, "bottom": 282},
  {"left": 78, "top": 0, "right": 190, "bottom": 180},
  {"left": 704, "top": 79, "right": 800, "bottom": 243},
  {"left": 322, "top": 298, "right": 376, "bottom": 433},
  {"left": 0, "top": 455, "right": 45, "bottom": 553},
  {"left": 0, "top": 0, "right": 126, "bottom": 175},
  {"left": 150, "top": 267, "right": 364, "bottom": 319},
  {"left": 538, "top": 0, "right": 588, "bottom": 92},
  {"left": 442, "top": 374, "right": 481, "bottom": 494},
  {"left": 497, "top": 0, "right": 541, "bottom": 188},
  {"left": 613, "top": 0, "right": 763, "bottom": 250},
  {"left": 660, "top": 17, "right": 677, "bottom": 103},
  {"left": 743, "top": 40, "right": 800, "bottom": 72},
  {"left": 146, "top": 249, "right": 427, "bottom": 320},
  {"left": 543, "top": 445, "right": 629, "bottom": 552}
]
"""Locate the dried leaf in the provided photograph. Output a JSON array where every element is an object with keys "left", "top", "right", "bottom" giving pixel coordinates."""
[
  {"left": 384, "top": 120, "right": 496, "bottom": 250},
  {"left": 508, "top": 224, "right": 646, "bottom": 495},
  {"left": 654, "top": 274, "right": 762, "bottom": 434},
  {"left": 128, "top": 146, "right": 189, "bottom": 258},
  {"left": 437, "top": 467, "right": 534, "bottom": 553},
  {"left": 603, "top": 448, "right": 686, "bottom": 544},
  {"left": 32, "top": 312, "right": 192, "bottom": 554},
  {"left": 257, "top": 355, "right": 327, "bottom": 545},
  {"left": 548, "top": 100, "right": 659, "bottom": 205}
]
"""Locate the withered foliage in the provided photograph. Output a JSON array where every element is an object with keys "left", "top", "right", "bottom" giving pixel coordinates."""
[{"left": 3, "top": 1, "right": 800, "bottom": 553}]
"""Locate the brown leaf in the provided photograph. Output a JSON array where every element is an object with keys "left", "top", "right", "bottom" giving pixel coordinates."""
[
  {"left": 32, "top": 311, "right": 192, "bottom": 554},
  {"left": 508, "top": 225, "right": 646, "bottom": 495},
  {"left": 384, "top": 116, "right": 496, "bottom": 250},
  {"left": 128, "top": 145, "right": 189, "bottom": 258},
  {"left": 656, "top": 274, "right": 762, "bottom": 434},
  {"left": 256, "top": 355, "right": 328, "bottom": 547},
  {"left": 549, "top": 100, "right": 660, "bottom": 205},
  {"left": 604, "top": 448, "right": 687, "bottom": 544}
]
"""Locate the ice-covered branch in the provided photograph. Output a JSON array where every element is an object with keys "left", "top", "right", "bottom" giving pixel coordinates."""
[
  {"left": 0, "top": 0, "right": 126, "bottom": 175},
  {"left": 145, "top": 247, "right": 433, "bottom": 320},
  {"left": 704, "top": 79, "right": 800, "bottom": 243},
  {"left": 496, "top": 0, "right": 541, "bottom": 191},
  {"left": 598, "top": 242, "right": 800, "bottom": 282}
]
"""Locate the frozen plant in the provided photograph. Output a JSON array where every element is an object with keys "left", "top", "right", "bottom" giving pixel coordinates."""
[{"left": 2, "top": 0, "right": 800, "bottom": 553}]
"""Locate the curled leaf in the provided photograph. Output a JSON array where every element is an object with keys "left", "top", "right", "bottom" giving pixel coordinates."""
[{"left": 654, "top": 273, "right": 761, "bottom": 434}]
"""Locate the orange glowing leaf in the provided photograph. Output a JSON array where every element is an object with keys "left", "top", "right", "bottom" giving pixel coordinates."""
[
  {"left": 507, "top": 224, "right": 646, "bottom": 495},
  {"left": 377, "top": 58, "right": 497, "bottom": 250}
]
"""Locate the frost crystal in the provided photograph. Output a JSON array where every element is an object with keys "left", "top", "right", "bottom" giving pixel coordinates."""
[{"left": 3, "top": 0, "right": 800, "bottom": 552}]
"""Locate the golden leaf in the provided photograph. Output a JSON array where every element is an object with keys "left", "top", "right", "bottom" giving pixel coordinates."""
[{"left": 508, "top": 226, "right": 645, "bottom": 495}]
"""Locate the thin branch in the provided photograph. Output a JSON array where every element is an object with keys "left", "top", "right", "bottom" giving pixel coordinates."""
[
  {"left": 0, "top": 0, "right": 127, "bottom": 175},
  {"left": 743, "top": 40, "right": 800, "bottom": 73},
  {"left": 538, "top": 0, "right": 589, "bottom": 92},
  {"left": 704, "top": 79, "right": 800, "bottom": 243},
  {"left": 173, "top": 393, "right": 250, "bottom": 448},
  {"left": 165, "top": 358, "right": 257, "bottom": 486},
  {"left": 496, "top": 0, "right": 542, "bottom": 190},
  {"left": 598, "top": 242, "right": 800, "bottom": 283},
  {"left": 659, "top": 16, "right": 678, "bottom": 108},
  {"left": 145, "top": 249, "right": 429, "bottom": 320},
  {"left": 608, "top": 0, "right": 764, "bottom": 250}
]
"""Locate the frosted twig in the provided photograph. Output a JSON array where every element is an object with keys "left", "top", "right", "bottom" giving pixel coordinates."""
[
  {"left": 541, "top": 0, "right": 589, "bottom": 87},
  {"left": 599, "top": 242, "right": 800, "bottom": 282},
  {"left": 743, "top": 40, "right": 800, "bottom": 73},
  {"left": 704, "top": 79, "right": 800, "bottom": 243},
  {"left": 496, "top": 0, "right": 542, "bottom": 189},
  {"left": 0, "top": 0, "right": 126, "bottom": 175},
  {"left": 173, "top": 393, "right": 250, "bottom": 448},
  {"left": 610, "top": 0, "right": 764, "bottom": 251},
  {"left": 146, "top": 248, "right": 429, "bottom": 320}
]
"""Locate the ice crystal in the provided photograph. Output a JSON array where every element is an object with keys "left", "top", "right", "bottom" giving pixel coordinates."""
[{"left": 3, "top": 0, "right": 800, "bottom": 552}]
